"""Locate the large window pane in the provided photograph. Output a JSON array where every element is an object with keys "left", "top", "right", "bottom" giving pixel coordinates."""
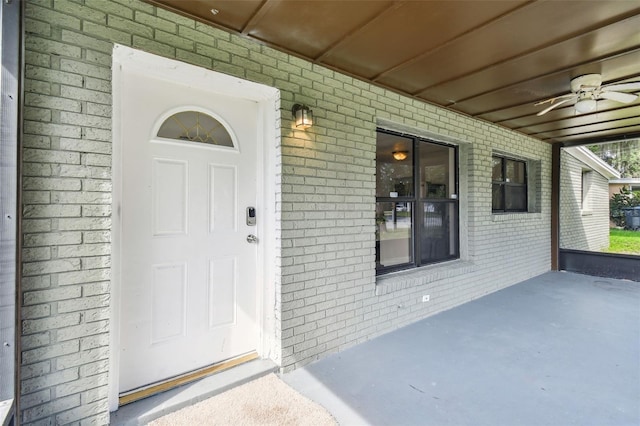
[
  {"left": 376, "top": 133, "right": 414, "bottom": 197},
  {"left": 421, "top": 202, "right": 457, "bottom": 263},
  {"left": 376, "top": 202, "right": 413, "bottom": 268}
]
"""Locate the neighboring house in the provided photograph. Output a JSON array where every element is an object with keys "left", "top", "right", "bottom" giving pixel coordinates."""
[
  {"left": 560, "top": 147, "right": 620, "bottom": 251},
  {"left": 609, "top": 177, "right": 640, "bottom": 198},
  {"left": 14, "top": 1, "right": 555, "bottom": 424}
]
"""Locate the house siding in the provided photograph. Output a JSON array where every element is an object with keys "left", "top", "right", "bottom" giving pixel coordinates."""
[
  {"left": 20, "top": 0, "right": 551, "bottom": 423},
  {"left": 560, "top": 150, "right": 611, "bottom": 251}
]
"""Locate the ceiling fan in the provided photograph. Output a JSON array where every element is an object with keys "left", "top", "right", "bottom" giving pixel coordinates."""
[{"left": 535, "top": 74, "right": 640, "bottom": 116}]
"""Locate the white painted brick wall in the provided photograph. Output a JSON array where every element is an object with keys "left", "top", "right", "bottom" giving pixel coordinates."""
[
  {"left": 560, "top": 150, "right": 611, "bottom": 251},
  {"left": 21, "top": 0, "right": 551, "bottom": 423}
]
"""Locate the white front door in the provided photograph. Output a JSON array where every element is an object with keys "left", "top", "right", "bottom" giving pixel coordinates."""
[{"left": 117, "top": 67, "right": 259, "bottom": 393}]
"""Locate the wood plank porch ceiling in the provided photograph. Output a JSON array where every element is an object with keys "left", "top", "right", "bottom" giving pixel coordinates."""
[{"left": 149, "top": 0, "right": 640, "bottom": 145}]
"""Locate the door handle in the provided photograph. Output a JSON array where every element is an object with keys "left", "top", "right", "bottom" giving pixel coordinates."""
[{"left": 246, "top": 234, "right": 258, "bottom": 244}]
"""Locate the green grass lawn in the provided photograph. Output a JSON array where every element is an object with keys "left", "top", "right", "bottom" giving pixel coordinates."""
[{"left": 604, "top": 229, "right": 640, "bottom": 255}]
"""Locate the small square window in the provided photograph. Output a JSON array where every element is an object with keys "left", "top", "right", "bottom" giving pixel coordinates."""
[{"left": 492, "top": 155, "right": 527, "bottom": 212}]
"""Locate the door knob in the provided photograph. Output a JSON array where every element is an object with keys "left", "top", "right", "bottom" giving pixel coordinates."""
[{"left": 246, "top": 234, "right": 258, "bottom": 243}]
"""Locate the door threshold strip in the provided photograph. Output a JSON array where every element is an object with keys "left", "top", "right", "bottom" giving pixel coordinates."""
[{"left": 119, "top": 351, "right": 259, "bottom": 406}]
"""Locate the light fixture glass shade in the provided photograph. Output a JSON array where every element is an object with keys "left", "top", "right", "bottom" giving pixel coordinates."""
[
  {"left": 292, "top": 104, "right": 313, "bottom": 129},
  {"left": 574, "top": 98, "right": 597, "bottom": 114},
  {"left": 392, "top": 151, "right": 408, "bottom": 161}
]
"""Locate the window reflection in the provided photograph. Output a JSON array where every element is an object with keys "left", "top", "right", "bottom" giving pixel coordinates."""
[
  {"left": 421, "top": 202, "right": 457, "bottom": 263},
  {"left": 506, "top": 160, "right": 526, "bottom": 183},
  {"left": 376, "top": 133, "right": 413, "bottom": 198},
  {"left": 376, "top": 202, "right": 413, "bottom": 268},
  {"left": 420, "top": 143, "right": 454, "bottom": 199}
]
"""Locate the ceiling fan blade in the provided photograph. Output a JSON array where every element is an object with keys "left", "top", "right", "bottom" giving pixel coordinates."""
[
  {"left": 601, "top": 82, "right": 640, "bottom": 92},
  {"left": 536, "top": 98, "right": 575, "bottom": 116},
  {"left": 534, "top": 93, "right": 576, "bottom": 106},
  {"left": 599, "top": 91, "right": 638, "bottom": 103}
]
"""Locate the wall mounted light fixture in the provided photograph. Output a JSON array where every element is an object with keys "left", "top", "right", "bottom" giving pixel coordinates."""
[
  {"left": 393, "top": 151, "right": 408, "bottom": 161},
  {"left": 292, "top": 104, "right": 313, "bottom": 129}
]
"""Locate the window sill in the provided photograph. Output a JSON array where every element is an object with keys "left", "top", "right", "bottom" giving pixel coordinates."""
[
  {"left": 375, "top": 259, "right": 478, "bottom": 296},
  {"left": 492, "top": 212, "right": 542, "bottom": 222}
]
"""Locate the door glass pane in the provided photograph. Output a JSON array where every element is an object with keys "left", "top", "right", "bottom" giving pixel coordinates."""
[
  {"left": 506, "top": 186, "right": 527, "bottom": 210},
  {"left": 420, "top": 142, "right": 454, "bottom": 199},
  {"left": 421, "top": 202, "right": 457, "bottom": 263},
  {"left": 506, "top": 159, "right": 526, "bottom": 183},
  {"left": 376, "top": 132, "right": 413, "bottom": 197},
  {"left": 157, "top": 111, "right": 234, "bottom": 147},
  {"left": 376, "top": 202, "right": 413, "bottom": 268}
]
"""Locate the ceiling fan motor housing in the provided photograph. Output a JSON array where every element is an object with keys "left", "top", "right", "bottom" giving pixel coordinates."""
[{"left": 570, "top": 74, "right": 602, "bottom": 93}]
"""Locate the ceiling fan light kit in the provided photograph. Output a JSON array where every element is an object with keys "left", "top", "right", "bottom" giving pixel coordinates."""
[
  {"left": 535, "top": 73, "right": 640, "bottom": 116},
  {"left": 574, "top": 97, "right": 597, "bottom": 114}
]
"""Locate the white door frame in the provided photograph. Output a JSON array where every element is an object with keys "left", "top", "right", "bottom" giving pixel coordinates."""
[{"left": 109, "top": 44, "right": 279, "bottom": 411}]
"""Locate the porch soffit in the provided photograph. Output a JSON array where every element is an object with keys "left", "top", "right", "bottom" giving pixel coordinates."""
[{"left": 149, "top": 0, "right": 640, "bottom": 145}]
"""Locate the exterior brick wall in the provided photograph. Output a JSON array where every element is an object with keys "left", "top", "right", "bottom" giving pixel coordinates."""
[
  {"left": 21, "top": 0, "right": 551, "bottom": 423},
  {"left": 560, "top": 149, "right": 611, "bottom": 251}
]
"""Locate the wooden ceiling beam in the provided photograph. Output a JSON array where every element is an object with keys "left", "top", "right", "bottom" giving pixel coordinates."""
[
  {"left": 241, "top": 0, "right": 278, "bottom": 35},
  {"left": 314, "top": 1, "right": 404, "bottom": 63},
  {"left": 560, "top": 131, "right": 640, "bottom": 146},
  {"left": 540, "top": 125, "right": 640, "bottom": 143},
  {"left": 414, "top": 11, "right": 640, "bottom": 99},
  {"left": 531, "top": 117, "right": 640, "bottom": 139},
  {"left": 370, "top": 0, "right": 538, "bottom": 82},
  {"left": 513, "top": 105, "right": 640, "bottom": 134},
  {"left": 464, "top": 53, "right": 640, "bottom": 118},
  {"left": 457, "top": 50, "right": 640, "bottom": 112}
]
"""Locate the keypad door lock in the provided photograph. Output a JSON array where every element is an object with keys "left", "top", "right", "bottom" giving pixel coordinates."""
[{"left": 246, "top": 207, "right": 256, "bottom": 226}]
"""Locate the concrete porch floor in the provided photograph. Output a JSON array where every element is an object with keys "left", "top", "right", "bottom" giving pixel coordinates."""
[{"left": 283, "top": 271, "right": 640, "bottom": 426}]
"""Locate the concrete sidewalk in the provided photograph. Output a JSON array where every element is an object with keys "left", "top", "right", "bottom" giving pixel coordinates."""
[{"left": 283, "top": 271, "right": 640, "bottom": 426}]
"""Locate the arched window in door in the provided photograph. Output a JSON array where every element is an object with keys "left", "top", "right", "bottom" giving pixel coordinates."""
[{"left": 157, "top": 110, "right": 234, "bottom": 147}]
